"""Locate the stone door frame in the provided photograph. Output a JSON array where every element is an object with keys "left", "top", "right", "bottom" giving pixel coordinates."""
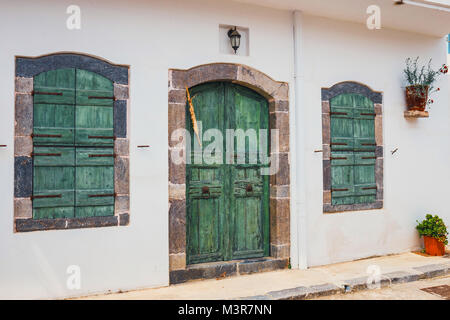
[{"left": 168, "top": 63, "right": 290, "bottom": 282}]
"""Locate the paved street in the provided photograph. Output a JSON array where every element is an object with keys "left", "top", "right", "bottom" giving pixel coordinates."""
[
  {"left": 74, "top": 252, "right": 449, "bottom": 300},
  {"left": 313, "top": 275, "right": 450, "bottom": 300}
]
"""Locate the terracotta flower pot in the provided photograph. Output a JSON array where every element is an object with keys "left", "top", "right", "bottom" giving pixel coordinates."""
[
  {"left": 405, "top": 85, "right": 429, "bottom": 111},
  {"left": 423, "top": 235, "right": 446, "bottom": 256}
]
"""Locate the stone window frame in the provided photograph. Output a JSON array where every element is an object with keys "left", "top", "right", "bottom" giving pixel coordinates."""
[
  {"left": 168, "top": 63, "right": 290, "bottom": 283},
  {"left": 321, "top": 81, "right": 383, "bottom": 214},
  {"left": 14, "top": 52, "right": 130, "bottom": 232}
]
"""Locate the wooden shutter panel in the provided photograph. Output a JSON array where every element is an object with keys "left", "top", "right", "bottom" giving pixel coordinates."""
[
  {"left": 75, "top": 148, "right": 115, "bottom": 217},
  {"left": 353, "top": 94, "right": 376, "bottom": 151},
  {"left": 32, "top": 147, "right": 75, "bottom": 219},
  {"left": 330, "top": 94, "right": 354, "bottom": 151},
  {"left": 330, "top": 94, "right": 354, "bottom": 205},
  {"left": 33, "top": 68, "right": 75, "bottom": 145},
  {"left": 353, "top": 95, "right": 376, "bottom": 203},
  {"left": 75, "top": 69, "right": 114, "bottom": 146},
  {"left": 353, "top": 152, "right": 376, "bottom": 203},
  {"left": 32, "top": 69, "right": 76, "bottom": 219},
  {"left": 32, "top": 68, "right": 117, "bottom": 220},
  {"left": 73, "top": 70, "right": 115, "bottom": 217},
  {"left": 330, "top": 93, "right": 377, "bottom": 206},
  {"left": 330, "top": 153, "right": 354, "bottom": 205}
]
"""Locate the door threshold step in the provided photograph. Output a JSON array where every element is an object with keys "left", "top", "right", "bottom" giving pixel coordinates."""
[{"left": 170, "top": 257, "right": 288, "bottom": 285}]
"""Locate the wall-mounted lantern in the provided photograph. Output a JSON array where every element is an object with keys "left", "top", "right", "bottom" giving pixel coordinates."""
[{"left": 227, "top": 27, "right": 241, "bottom": 54}]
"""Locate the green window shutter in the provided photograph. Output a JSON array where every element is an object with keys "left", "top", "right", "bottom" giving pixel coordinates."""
[
  {"left": 330, "top": 93, "right": 354, "bottom": 151},
  {"left": 353, "top": 152, "right": 376, "bottom": 204},
  {"left": 75, "top": 148, "right": 115, "bottom": 217},
  {"left": 33, "top": 68, "right": 75, "bottom": 145},
  {"left": 353, "top": 94, "right": 376, "bottom": 151},
  {"left": 75, "top": 69, "right": 114, "bottom": 146},
  {"left": 74, "top": 70, "right": 115, "bottom": 217},
  {"left": 330, "top": 93, "right": 376, "bottom": 205},
  {"left": 32, "top": 147, "right": 75, "bottom": 219},
  {"left": 32, "top": 68, "right": 115, "bottom": 220},
  {"left": 353, "top": 95, "right": 376, "bottom": 203},
  {"left": 330, "top": 153, "right": 354, "bottom": 205},
  {"left": 33, "top": 68, "right": 76, "bottom": 219}
]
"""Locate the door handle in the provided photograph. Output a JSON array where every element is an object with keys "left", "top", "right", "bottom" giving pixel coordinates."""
[
  {"left": 246, "top": 184, "right": 253, "bottom": 192},
  {"left": 201, "top": 186, "right": 210, "bottom": 196}
]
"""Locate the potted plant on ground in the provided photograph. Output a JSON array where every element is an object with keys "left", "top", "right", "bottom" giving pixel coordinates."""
[
  {"left": 416, "top": 214, "right": 448, "bottom": 256},
  {"left": 403, "top": 57, "right": 447, "bottom": 111}
]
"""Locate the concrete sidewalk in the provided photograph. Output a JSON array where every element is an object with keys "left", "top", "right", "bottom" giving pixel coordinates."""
[{"left": 75, "top": 252, "right": 450, "bottom": 300}]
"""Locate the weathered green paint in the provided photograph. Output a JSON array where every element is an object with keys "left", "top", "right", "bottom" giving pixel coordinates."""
[
  {"left": 330, "top": 93, "right": 376, "bottom": 205},
  {"left": 75, "top": 148, "right": 115, "bottom": 166},
  {"left": 33, "top": 68, "right": 76, "bottom": 105},
  {"left": 75, "top": 69, "right": 114, "bottom": 146},
  {"left": 186, "top": 82, "right": 269, "bottom": 265},
  {"left": 32, "top": 69, "right": 115, "bottom": 219},
  {"left": 33, "top": 68, "right": 75, "bottom": 145},
  {"left": 32, "top": 147, "right": 75, "bottom": 167},
  {"left": 75, "top": 147, "right": 114, "bottom": 217},
  {"left": 32, "top": 147, "right": 75, "bottom": 219},
  {"left": 76, "top": 69, "right": 114, "bottom": 106}
]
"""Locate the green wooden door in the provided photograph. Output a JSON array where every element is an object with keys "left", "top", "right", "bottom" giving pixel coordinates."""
[
  {"left": 227, "top": 85, "right": 269, "bottom": 260},
  {"left": 186, "top": 82, "right": 269, "bottom": 265},
  {"left": 32, "top": 68, "right": 114, "bottom": 219},
  {"left": 330, "top": 93, "right": 376, "bottom": 205}
]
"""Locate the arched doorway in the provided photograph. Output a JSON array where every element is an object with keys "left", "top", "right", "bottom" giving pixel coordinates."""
[
  {"left": 168, "top": 63, "right": 290, "bottom": 283},
  {"left": 186, "top": 82, "right": 270, "bottom": 264}
]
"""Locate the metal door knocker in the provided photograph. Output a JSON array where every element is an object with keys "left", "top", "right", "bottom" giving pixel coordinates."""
[{"left": 202, "top": 186, "right": 210, "bottom": 196}]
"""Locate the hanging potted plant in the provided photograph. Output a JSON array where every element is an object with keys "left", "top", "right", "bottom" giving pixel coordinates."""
[
  {"left": 403, "top": 57, "right": 447, "bottom": 111},
  {"left": 416, "top": 214, "right": 448, "bottom": 256}
]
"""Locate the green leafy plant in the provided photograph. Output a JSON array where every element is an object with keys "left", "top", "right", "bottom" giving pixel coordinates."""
[
  {"left": 416, "top": 214, "right": 448, "bottom": 245},
  {"left": 403, "top": 57, "right": 447, "bottom": 105}
]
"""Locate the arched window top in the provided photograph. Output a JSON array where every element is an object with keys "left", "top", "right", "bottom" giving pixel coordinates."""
[
  {"left": 330, "top": 93, "right": 374, "bottom": 111},
  {"left": 322, "top": 81, "right": 382, "bottom": 104},
  {"left": 15, "top": 52, "right": 128, "bottom": 85}
]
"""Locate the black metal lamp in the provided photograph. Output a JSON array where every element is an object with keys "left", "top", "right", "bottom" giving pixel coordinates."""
[{"left": 227, "top": 27, "right": 241, "bottom": 54}]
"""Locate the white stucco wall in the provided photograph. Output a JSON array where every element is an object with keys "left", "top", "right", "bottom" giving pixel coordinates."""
[
  {"left": 0, "top": 0, "right": 294, "bottom": 299},
  {"left": 297, "top": 14, "right": 449, "bottom": 267}
]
